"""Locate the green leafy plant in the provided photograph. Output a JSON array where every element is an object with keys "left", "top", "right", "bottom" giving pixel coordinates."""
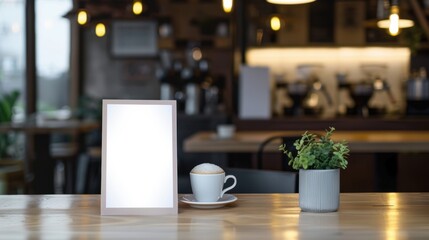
[
  {"left": 0, "top": 90, "right": 20, "bottom": 158},
  {"left": 0, "top": 90, "right": 19, "bottom": 124},
  {"left": 75, "top": 95, "right": 102, "bottom": 121},
  {"left": 279, "top": 127, "right": 349, "bottom": 170}
]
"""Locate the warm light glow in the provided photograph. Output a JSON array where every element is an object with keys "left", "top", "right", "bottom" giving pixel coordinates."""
[
  {"left": 266, "top": 0, "right": 315, "bottom": 4},
  {"left": 377, "top": 5, "right": 414, "bottom": 36},
  {"left": 271, "top": 195, "right": 299, "bottom": 240},
  {"left": 374, "top": 79, "right": 384, "bottom": 90},
  {"left": 377, "top": 18, "right": 414, "bottom": 36},
  {"left": 377, "top": 19, "right": 414, "bottom": 29},
  {"left": 270, "top": 16, "right": 281, "bottom": 31},
  {"left": 388, "top": 13, "right": 399, "bottom": 36},
  {"left": 223, "top": 0, "right": 233, "bottom": 13},
  {"left": 95, "top": 23, "right": 106, "bottom": 37},
  {"left": 192, "top": 47, "right": 202, "bottom": 61},
  {"left": 386, "top": 193, "right": 399, "bottom": 240},
  {"left": 283, "top": 230, "right": 299, "bottom": 240},
  {"left": 132, "top": 0, "right": 143, "bottom": 15},
  {"left": 246, "top": 47, "right": 410, "bottom": 114},
  {"left": 247, "top": 48, "right": 410, "bottom": 72},
  {"left": 77, "top": 10, "right": 88, "bottom": 25}
]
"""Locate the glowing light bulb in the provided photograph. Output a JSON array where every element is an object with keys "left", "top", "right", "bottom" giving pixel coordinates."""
[
  {"left": 95, "top": 23, "right": 106, "bottom": 37},
  {"left": 192, "top": 47, "right": 202, "bottom": 61},
  {"left": 389, "top": 13, "right": 399, "bottom": 36},
  {"left": 77, "top": 10, "right": 88, "bottom": 25},
  {"left": 133, "top": 1, "right": 143, "bottom": 15},
  {"left": 377, "top": 5, "right": 414, "bottom": 36},
  {"left": 223, "top": 0, "right": 233, "bottom": 13},
  {"left": 271, "top": 16, "right": 281, "bottom": 31}
]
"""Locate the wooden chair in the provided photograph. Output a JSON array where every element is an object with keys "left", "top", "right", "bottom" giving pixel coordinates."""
[
  {"left": 50, "top": 142, "right": 78, "bottom": 193},
  {"left": 257, "top": 135, "right": 300, "bottom": 170},
  {"left": 0, "top": 159, "right": 26, "bottom": 194},
  {"left": 74, "top": 146, "right": 101, "bottom": 194},
  {"left": 226, "top": 168, "right": 298, "bottom": 193},
  {"left": 177, "top": 168, "right": 298, "bottom": 194},
  {"left": 178, "top": 174, "right": 192, "bottom": 194}
]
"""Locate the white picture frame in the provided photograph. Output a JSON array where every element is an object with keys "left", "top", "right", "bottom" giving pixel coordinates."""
[
  {"left": 101, "top": 99, "right": 177, "bottom": 215},
  {"left": 111, "top": 20, "right": 158, "bottom": 57}
]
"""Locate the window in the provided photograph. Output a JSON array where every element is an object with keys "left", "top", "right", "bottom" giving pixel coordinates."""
[
  {"left": 35, "top": 0, "right": 71, "bottom": 115},
  {"left": 0, "top": 0, "right": 25, "bottom": 120},
  {"left": 0, "top": 0, "right": 72, "bottom": 120}
]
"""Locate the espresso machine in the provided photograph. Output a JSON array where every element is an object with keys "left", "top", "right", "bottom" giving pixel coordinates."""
[
  {"left": 406, "top": 67, "right": 429, "bottom": 115},
  {"left": 286, "top": 80, "right": 312, "bottom": 116},
  {"left": 280, "top": 64, "right": 332, "bottom": 116},
  {"left": 337, "top": 64, "right": 396, "bottom": 117}
]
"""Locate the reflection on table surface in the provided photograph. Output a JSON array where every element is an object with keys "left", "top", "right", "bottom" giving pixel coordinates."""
[{"left": 0, "top": 193, "right": 428, "bottom": 239}]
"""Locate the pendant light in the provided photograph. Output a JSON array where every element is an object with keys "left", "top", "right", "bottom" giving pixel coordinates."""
[
  {"left": 91, "top": 13, "right": 111, "bottom": 38},
  {"left": 223, "top": 0, "right": 233, "bottom": 13},
  {"left": 77, "top": 9, "right": 88, "bottom": 25},
  {"left": 377, "top": 0, "right": 414, "bottom": 36},
  {"left": 95, "top": 22, "right": 106, "bottom": 37},
  {"left": 270, "top": 16, "right": 281, "bottom": 31},
  {"left": 132, "top": 0, "right": 144, "bottom": 15},
  {"left": 75, "top": 2, "right": 89, "bottom": 26},
  {"left": 266, "top": 0, "right": 315, "bottom": 5}
]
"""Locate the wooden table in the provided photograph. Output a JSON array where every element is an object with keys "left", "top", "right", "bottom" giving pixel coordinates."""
[
  {"left": 0, "top": 193, "right": 428, "bottom": 239},
  {"left": 0, "top": 119, "right": 100, "bottom": 193},
  {"left": 184, "top": 130, "right": 429, "bottom": 192},
  {"left": 183, "top": 130, "right": 429, "bottom": 153}
]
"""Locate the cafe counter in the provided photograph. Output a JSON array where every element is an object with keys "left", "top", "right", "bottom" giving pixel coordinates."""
[{"left": 235, "top": 116, "right": 429, "bottom": 131}]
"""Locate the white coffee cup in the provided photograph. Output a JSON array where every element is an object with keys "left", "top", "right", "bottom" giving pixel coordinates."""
[
  {"left": 190, "top": 163, "right": 237, "bottom": 202},
  {"left": 216, "top": 124, "right": 236, "bottom": 139}
]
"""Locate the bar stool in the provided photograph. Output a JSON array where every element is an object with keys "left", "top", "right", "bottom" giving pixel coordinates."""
[
  {"left": 75, "top": 146, "right": 101, "bottom": 194},
  {"left": 50, "top": 142, "right": 78, "bottom": 193},
  {"left": 85, "top": 146, "right": 101, "bottom": 193},
  {"left": 257, "top": 135, "right": 300, "bottom": 171}
]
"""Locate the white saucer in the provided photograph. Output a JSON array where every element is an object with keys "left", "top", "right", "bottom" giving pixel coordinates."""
[{"left": 180, "top": 194, "right": 237, "bottom": 209}]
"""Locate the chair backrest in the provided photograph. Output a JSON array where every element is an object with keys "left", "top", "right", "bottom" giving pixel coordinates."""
[
  {"left": 257, "top": 135, "right": 300, "bottom": 170},
  {"left": 178, "top": 168, "right": 298, "bottom": 194},
  {"left": 226, "top": 168, "right": 298, "bottom": 193}
]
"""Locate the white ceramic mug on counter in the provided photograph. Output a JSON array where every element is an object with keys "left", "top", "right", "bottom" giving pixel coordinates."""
[
  {"left": 216, "top": 124, "right": 236, "bottom": 139},
  {"left": 190, "top": 163, "right": 237, "bottom": 202}
]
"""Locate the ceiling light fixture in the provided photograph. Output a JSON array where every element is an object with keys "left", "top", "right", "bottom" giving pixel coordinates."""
[
  {"left": 270, "top": 16, "right": 281, "bottom": 31},
  {"left": 95, "top": 23, "right": 106, "bottom": 37},
  {"left": 377, "top": 1, "right": 414, "bottom": 36},
  {"left": 133, "top": 0, "right": 144, "bottom": 15},
  {"left": 223, "top": 0, "right": 233, "bottom": 13},
  {"left": 266, "top": 0, "right": 315, "bottom": 5},
  {"left": 77, "top": 9, "right": 88, "bottom": 25}
]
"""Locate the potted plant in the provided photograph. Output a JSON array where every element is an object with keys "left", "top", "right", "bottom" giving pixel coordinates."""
[
  {"left": 0, "top": 90, "right": 20, "bottom": 158},
  {"left": 279, "top": 127, "right": 349, "bottom": 212}
]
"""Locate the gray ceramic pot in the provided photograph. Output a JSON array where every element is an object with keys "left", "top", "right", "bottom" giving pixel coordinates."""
[{"left": 299, "top": 169, "right": 340, "bottom": 212}]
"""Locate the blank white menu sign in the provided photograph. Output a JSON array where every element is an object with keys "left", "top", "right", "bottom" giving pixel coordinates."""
[{"left": 101, "top": 100, "right": 177, "bottom": 215}]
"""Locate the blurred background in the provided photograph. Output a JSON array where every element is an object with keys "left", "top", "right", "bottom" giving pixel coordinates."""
[{"left": 1, "top": 0, "right": 429, "bottom": 194}]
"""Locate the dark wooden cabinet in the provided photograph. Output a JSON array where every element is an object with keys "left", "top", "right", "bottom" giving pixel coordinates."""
[{"left": 309, "top": 0, "right": 335, "bottom": 43}]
